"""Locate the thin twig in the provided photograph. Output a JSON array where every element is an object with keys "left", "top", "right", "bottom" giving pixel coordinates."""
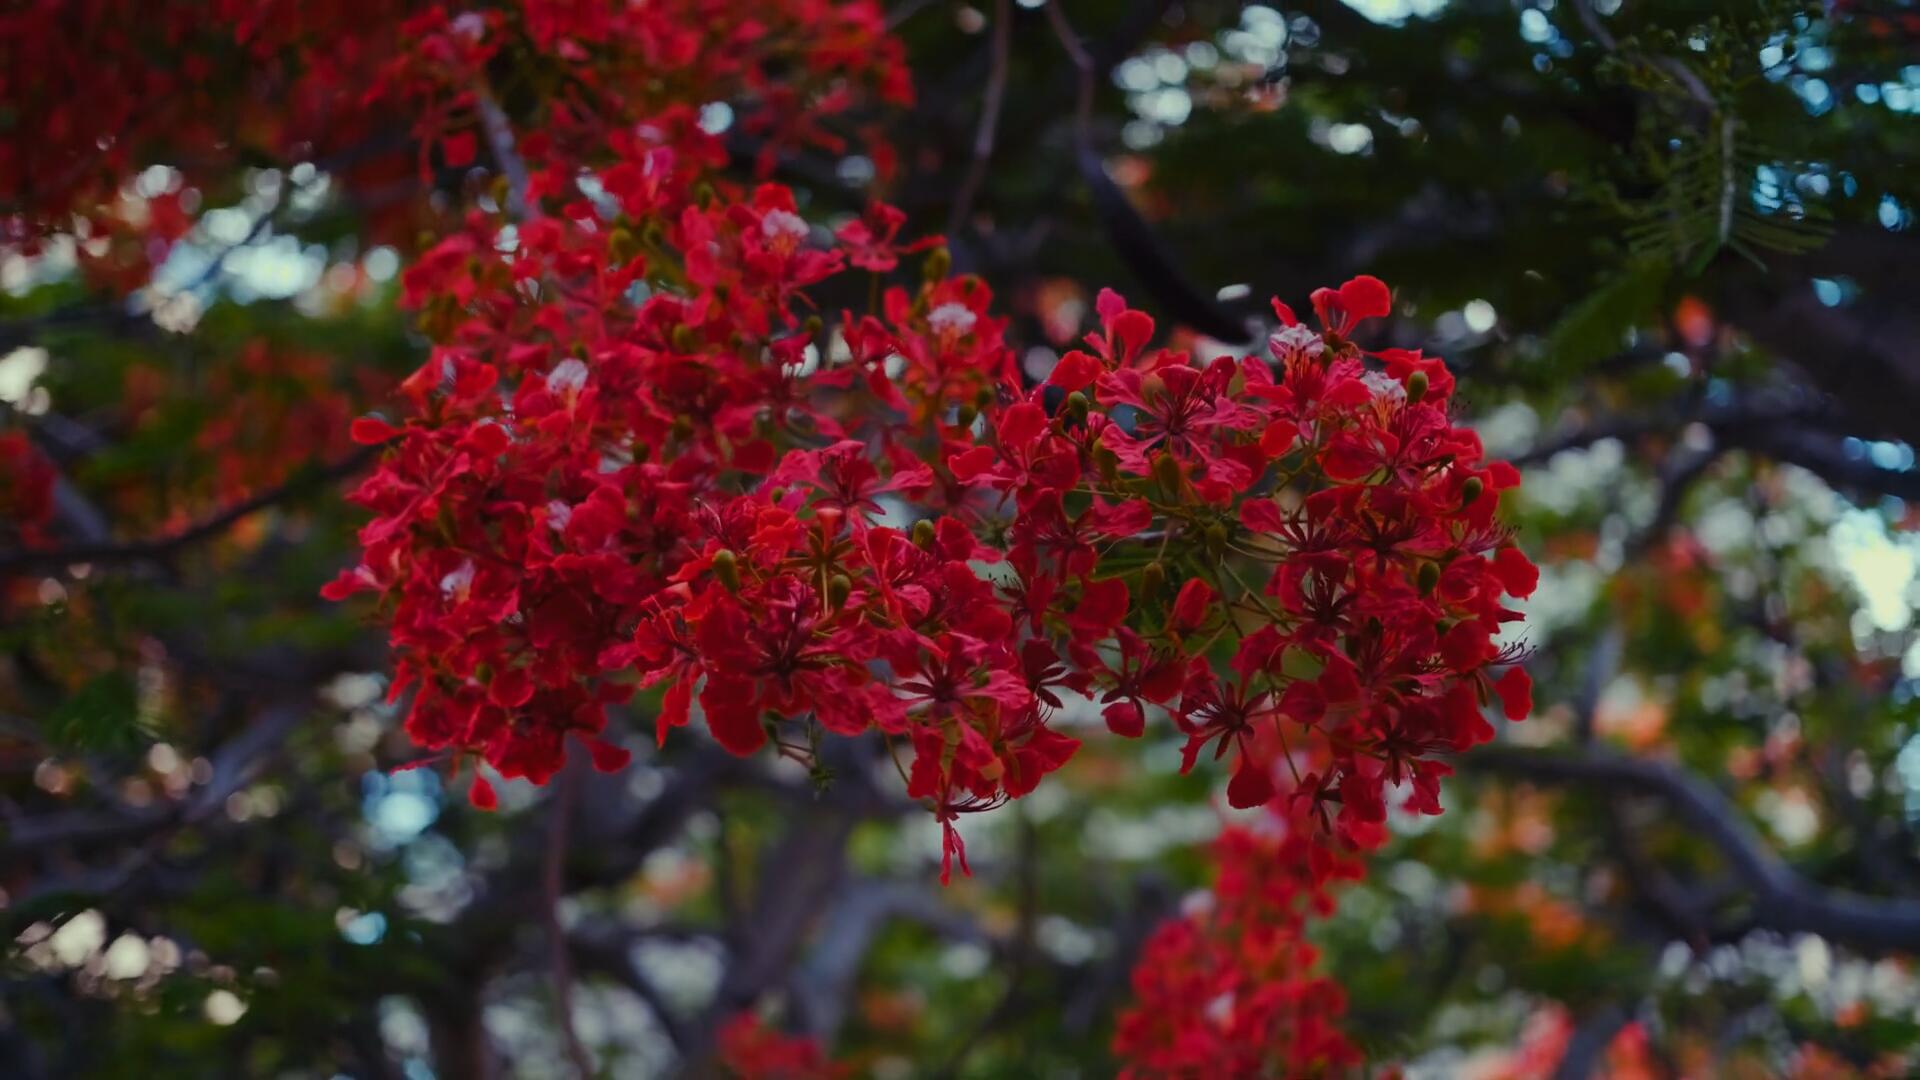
[
  {"left": 546, "top": 759, "right": 595, "bottom": 1079},
  {"left": 1571, "top": 0, "right": 1715, "bottom": 110},
  {"left": 476, "top": 84, "right": 531, "bottom": 219},
  {"left": 1045, "top": 0, "right": 1096, "bottom": 139},
  {"left": 948, "top": 0, "right": 1013, "bottom": 237}
]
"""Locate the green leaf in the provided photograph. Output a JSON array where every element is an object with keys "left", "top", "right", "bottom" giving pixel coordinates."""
[
  {"left": 45, "top": 671, "right": 151, "bottom": 753},
  {"left": 1542, "top": 259, "right": 1671, "bottom": 375}
]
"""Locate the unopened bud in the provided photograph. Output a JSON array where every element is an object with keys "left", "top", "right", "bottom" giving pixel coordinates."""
[
  {"left": 923, "top": 246, "right": 952, "bottom": 283},
  {"left": 1203, "top": 522, "right": 1229, "bottom": 554},
  {"left": 711, "top": 548, "right": 740, "bottom": 592},
  {"left": 1142, "top": 561, "right": 1166, "bottom": 597},
  {"left": 826, "top": 573, "right": 853, "bottom": 611},
  {"left": 608, "top": 227, "right": 637, "bottom": 261},
  {"left": 1461, "top": 476, "right": 1484, "bottom": 507},
  {"left": 1405, "top": 369, "right": 1428, "bottom": 404},
  {"left": 912, "top": 519, "right": 937, "bottom": 549},
  {"left": 1416, "top": 561, "right": 1440, "bottom": 596},
  {"left": 803, "top": 314, "right": 824, "bottom": 339},
  {"left": 1152, "top": 453, "right": 1183, "bottom": 493},
  {"left": 1064, "top": 390, "right": 1090, "bottom": 425},
  {"left": 955, "top": 403, "right": 978, "bottom": 429},
  {"left": 671, "top": 324, "right": 699, "bottom": 353}
]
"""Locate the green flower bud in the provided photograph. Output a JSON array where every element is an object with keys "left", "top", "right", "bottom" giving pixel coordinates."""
[
  {"left": 1153, "top": 453, "right": 1183, "bottom": 493},
  {"left": 1142, "top": 561, "right": 1166, "bottom": 597},
  {"left": 1405, "top": 369, "right": 1428, "bottom": 404},
  {"left": 711, "top": 548, "right": 740, "bottom": 592},
  {"left": 1064, "top": 390, "right": 1090, "bottom": 425},
  {"left": 923, "top": 246, "right": 952, "bottom": 283}
]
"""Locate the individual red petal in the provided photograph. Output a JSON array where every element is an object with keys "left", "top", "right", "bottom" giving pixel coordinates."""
[
  {"left": 1318, "top": 653, "right": 1362, "bottom": 703},
  {"left": 1103, "top": 700, "right": 1145, "bottom": 738},
  {"left": 658, "top": 679, "right": 692, "bottom": 747},
  {"left": 1259, "top": 419, "right": 1299, "bottom": 458},
  {"left": 1087, "top": 498, "right": 1153, "bottom": 538},
  {"left": 1319, "top": 432, "right": 1378, "bottom": 482},
  {"left": 1046, "top": 350, "right": 1104, "bottom": 393},
  {"left": 700, "top": 676, "right": 767, "bottom": 755},
  {"left": 1171, "top": 579, "right": 1213, "bottom": 630},
  {"left": 489, "top": 667, "right": 535, "bottom": 709},
  {"left": 350, "top": 416, "right": 400, "bottom": 445},
  {"left": 1270, "top": 296, "right": 1300, "bottom": 326},
  {"left": 1494, "top": 666, "right": 1533, "bottom": 720},
  {"left": 947, "top": 445, "right": 996, "bottom": 481},
  {"left": 1071, "top": 578, "right": 1129, "bottom": 634},
  {"left": 1113, "top": 309, "right": 1155, "bottom": 357},
  {"left": 320, "top": 567, "right": 372, "bottom": 601},
  {"left": 1337, "top": 275, "right": 1392, "bottom": 323},
  {"left": 585, "top": 736, "right": 632, "bottom": 772},
  {"left": 468, "top": 773, "right": 499, "bottom": 811},
  {"left": 1493, "top": 545, "right": 1539, "bottom": 598},
  {"left": 1226, "top": 753, "right": 1275, "bottom": 809},
  {"left": 1439, "top": 621, "right": 1492, "bottom": 672},
  {"left": 997, "top": 401, "right": 1048, "bottom": 450},
  {"left": 1240, "top": 499, "right": 1284, "bottom": 534},
  {"left": 442, "top": 131, "right": 478, "bottom": 168}
]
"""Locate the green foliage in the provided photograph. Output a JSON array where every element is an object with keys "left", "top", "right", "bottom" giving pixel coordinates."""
[{"left": 44, "top": 671, "right": 149, "bottom": 753}]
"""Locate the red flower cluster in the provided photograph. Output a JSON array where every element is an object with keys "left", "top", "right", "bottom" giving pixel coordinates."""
[
  {"left": 1, "top": 0, "right": 906, "bottom": 284},
  {"left": 330, "top": 79, "right": 1537, "bottom": 869},
  {"left": 5, "top": 0, "right": 1540, "bottom": 1068},
  {"left": 334, "top": 232, "right": 1534, "bottom": 876},
  {"left": 716, "top": 1013, "right": 845, "bottom": 1080},
  {"left": 1113, "top": 803, "right": 1368, "bottom": 1078},
  {"left": 0, "top": 432, "right": 55, "bottom": 548}
]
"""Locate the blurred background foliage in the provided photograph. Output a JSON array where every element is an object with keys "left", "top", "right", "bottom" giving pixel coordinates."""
[{"left": 4, "top": 0, "right": 1920, "bottom": 1076}]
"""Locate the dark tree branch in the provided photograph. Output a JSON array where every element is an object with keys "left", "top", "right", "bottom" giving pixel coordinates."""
[
  {"left": 1551, "top": 1002, "right": 1635, "bottom": 1080},
  {"left": 544, "top": 758, "right": 595, "bottom": 1079},
  {"left": 0, "top": 444, "right": 379, "bottom": 577},
  {"left": 1512, "top": 387, "right": 1920, "bottom": 504},
  {"left": 4, "top": 700, "right": 307, "bottom": 860},
  {"left": 1461, "top": 745, "right": 1920, "bottom": 954},
  {"left": 790, "top": 877, "right": 991, "bottom": 1042},
  {"left": 1045, "top": 0, "right": 1252, "bottom": 342},
  {"left": 947, "top": 0, "right": 1013, "bottom": 238}
]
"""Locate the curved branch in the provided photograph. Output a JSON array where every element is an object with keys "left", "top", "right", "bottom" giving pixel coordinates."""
[
  {"left": 1046, "top": 1, "right": 1252, "bottom": 342},
  {"left": 0, "top": 445, "right": 378, "bottom": 577},
  {"left": 1461, "top": 745, "right": 1920, "bottom": 955},
  {"left": 947, "top": 0, "right": 1012, "bottom": 237}
]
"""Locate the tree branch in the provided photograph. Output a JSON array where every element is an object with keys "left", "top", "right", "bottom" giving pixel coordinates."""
[
  {"left": 1461, "top": 745, "right": 1920, "bottom": 954},
  {"left": 545, "top": 758, "right": 595, "bottom": 1079},
  {"left": 947, "top": 0, "right": 1013, "bottom": 238},
  {"left": 0, "top": 444, "right": 379, "bottom": 577}
]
